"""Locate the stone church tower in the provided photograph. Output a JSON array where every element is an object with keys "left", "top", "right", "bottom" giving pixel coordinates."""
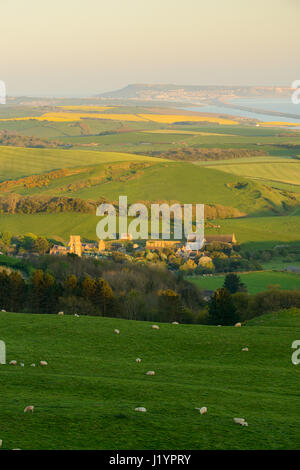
[{"left": 68, "top": 235, "right": 82, "bottom": 257}]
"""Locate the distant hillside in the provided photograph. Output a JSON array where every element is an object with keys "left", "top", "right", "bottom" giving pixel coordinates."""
[{"left": 97, "top": 84, "right": 291, "bottom": 102}]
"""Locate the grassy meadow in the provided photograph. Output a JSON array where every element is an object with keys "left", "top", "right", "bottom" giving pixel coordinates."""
[
  {"left": 0, "top": 310, "right": 300, "bottom": 450},
  {"left": 189, "top": 271, "right": 300, "bottom": 295},
  {"left": 208, "top": 159, "right": 300, "bottom": 187}
]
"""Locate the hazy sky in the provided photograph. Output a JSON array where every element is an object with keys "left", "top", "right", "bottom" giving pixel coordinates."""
[{"left": 1, "top": 0, "right": 299, "bottom": 96}]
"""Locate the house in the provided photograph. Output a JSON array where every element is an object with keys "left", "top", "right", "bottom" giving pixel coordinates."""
[
  {"left": 146, "top": 240, "right": 181, "bottom": 250},
  {"left": 186, "top": 233, "right": 205, "bottom": 252},
  {"left": 49, "top": 245, "right": 69, "bottom": 256},
  {"left": 204, "top": 234, "right": 237, "bottom": 245},
  {"left": 50, "top": 236, "right": 105, "bottom": 258}
]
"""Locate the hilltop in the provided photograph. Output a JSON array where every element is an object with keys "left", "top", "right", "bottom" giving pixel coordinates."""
[{"left": 97, "top": 84, "right": 291, "bottom": 101}]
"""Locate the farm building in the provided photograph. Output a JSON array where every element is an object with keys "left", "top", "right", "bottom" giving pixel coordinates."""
[
  {"left": 146, "top": 240, "right": 181, "bottom": 250},
  {"left": 205, "top": 234, "right": 237, "bottom": 245},
  {"left": 50, "top": 236, "right": 105, "bottom": 257}
]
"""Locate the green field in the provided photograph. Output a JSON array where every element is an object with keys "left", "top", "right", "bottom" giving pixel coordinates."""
[
  {"left": 0, "top": 310, "right": 300, "bottom": 450},
  {"left": 1, "top": 212, "right": 300, "bottom": 245},
  {"left": 0, "top": 108, "right": 300, "bottom": 248},
  {"left": 206, "top": 214, "right": 300, "bottom": 246},
  {"left": 189, "top": 271, "right": 300, "bottom": 295},
  {"left": 208, "top": 159, "right": 300, "bottom": 187},
  {"left": 0, "top": 146, "right": 162, "bottom": 181}
]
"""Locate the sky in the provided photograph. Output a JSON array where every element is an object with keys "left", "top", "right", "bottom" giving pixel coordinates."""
[{"left": 1, "top": 0, "right": 299, "bottom": 96}]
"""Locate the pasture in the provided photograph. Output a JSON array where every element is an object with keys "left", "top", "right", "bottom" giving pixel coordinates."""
[
  {"left": 210, "top": 160, "right": 300, "bottom": 187},
  {"left": 0, "top": 146, "right": 161, "bottom": 181},
  {"left": 0, "top": 310, "right": 299, "bottom": 449},
  {"left": 189, "top": 271, "right": 300, "bottom": 295}
]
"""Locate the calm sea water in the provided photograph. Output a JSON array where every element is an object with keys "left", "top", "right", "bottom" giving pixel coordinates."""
[{"left": 184, "top": 98, "right": 300, "bottom": 124}]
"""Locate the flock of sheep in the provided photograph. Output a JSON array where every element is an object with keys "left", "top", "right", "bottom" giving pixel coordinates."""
[
  {"left": 0, "top": 312, "right": 248, "bottom": 449},
  {"left": 115, "top": 322, "right": 249, "bottom": 427}
]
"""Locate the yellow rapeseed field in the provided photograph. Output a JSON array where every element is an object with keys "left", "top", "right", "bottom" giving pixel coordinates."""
[
  {"left": 0, "top": 112, "right": 147, "bottom": 123},
  {"left": 139, "top": 114, "right": 238, "bottom": 125},
  {"left": 58, "top": 106, "right": 114, "bottom": 111},
  {"left": 260, "top": 121, "right": 300, "bottom": 127},
  {"left": 0, "top": 110, "right": 238, "bottom": 125}
]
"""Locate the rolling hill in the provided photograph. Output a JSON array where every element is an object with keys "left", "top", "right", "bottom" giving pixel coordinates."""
[
  {"left": 0, "top": 146, "right": 162, "bottom": 181},
  {"left": 189, "top": 271, "right": 300, "bottom": 295},
  {"left": 0, "top": 310, "right": 299, "bottom": 450}
]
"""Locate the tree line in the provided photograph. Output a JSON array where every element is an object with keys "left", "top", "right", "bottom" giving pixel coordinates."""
[
  {"left": 0, "top": 256, "right": 205, "bottom": 322},
  {"left": 0, "top": 260, "right": 299, "bottom": 325}
]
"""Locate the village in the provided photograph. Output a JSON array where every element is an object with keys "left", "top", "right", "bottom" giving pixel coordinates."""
[
  {"left": 50, "top": 233, "right": 237, "bottom": 257},
  {"left": 48, "top": 233, "right": 239, "bottom": 274}
]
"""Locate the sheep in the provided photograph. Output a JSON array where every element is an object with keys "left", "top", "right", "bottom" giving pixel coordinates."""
[
  {"left": 235, "top": 322, "right": 242, "bottom": 327},
  {"left": 20, "top": 363, "right": 24, "bottom": 367},
  {"left": 234, "top": 417, "right": 248, "bottom": 426},
  {"left": 172, "top": 322, "right": 179, "bottom": 325},
  {"left": 24, "top": 406, "right": 34, "bottom": 413},
  {"left": 40, "top": 361, "right": 48, "bottom": 366},
  {"left": 31, "top": 363, "right": 36, "bottom": 367},
  {"left": 74, "top": 313, "right": 80, "bottom": 317},
  {"left": 114, "top": 329, "right": 120, "bottom": 335},
  {"left": 152, "top": 325, "right": 160, "bottom": 330},
  {"left": 136, "top": 358, "right": 142, "bottom": 363},
  {"left": 195, "top": 407, "right": 207, "bottom": 415},
  {"left": 135, "top": 407, "right": 147, "bottom": 412},
  {"left": 242, "top": 347, "right": 249, "bottom": 352},
  {"left": 58, "top": 311, "right": 64, "bottom": 316},
  {"left": 1, "top": 309, "right": 6, "bottom": 312},
  {"left": 9, "top": 360, "right": 17, "bottom": 366},
  {"left": 146, "top": 371, "right": 155, "bottom": 376}
]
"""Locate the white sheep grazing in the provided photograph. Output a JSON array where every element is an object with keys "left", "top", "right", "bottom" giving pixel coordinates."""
[
  {"left": 235, "top": 322, "right": 242, "bottom": 327},
  {"left": 195, "top": 407, "right": 207, "bottom": 415},
  {"left": 40, "top": 361, "right": 48, "bottom": 366},
  {"left": 20, "top": 363, "right": 24, "bottom": 367},
  {"left": 234, "top": 417, "right": 248, "bottom": 426},
  {"left": 172, "top": 321, "right": 179, "bottom": 325},
  {"left": 9, "top": 360, "right": 17, "bottom": 366},
  {"left": 31, "top": 363, "right": 36, "bottom": 367},
  {"left": 135, "top": 407, "right": 147, "bottom": 412},
  {"left": 24, "top": 405, "right": 34, "bottom": 413},
  {"left": 136, "top": 358, "right": 142, "bottom": 363},
  {"left": 146, "top": 371, "right": 155, "bottom": 376},
  {"left": 1, "top": 309, "right": 6, "bottom": 312},
  {"left": 114, "top": 329, "right": 120, "bottom": 335},
  {"left": 74, "top": 313, "right": 80, "bottom": 317},
  {"left": 152, "top": 325, "right": 159, "bottom": 330},
  {"left": 58, "top": 311, "right": 64, "bottom": 316},
  {"left": 242, "top": 347, "right": 249, "bottom": 352}
]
